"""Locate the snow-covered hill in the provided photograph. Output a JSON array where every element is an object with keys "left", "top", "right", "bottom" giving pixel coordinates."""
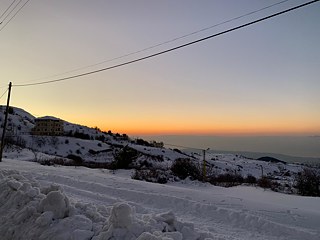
[
  {"left": 0, "top": 106, "right": 35, "bottom": 134},
  {"left": 1, "top": 106, "right": 320, "bottom": 239},
  {"left": 0, "top": 106, "right": 187, "bottom": 164},
  {"left": 0, "top": 106, "right": 315, "bottom": 191}
]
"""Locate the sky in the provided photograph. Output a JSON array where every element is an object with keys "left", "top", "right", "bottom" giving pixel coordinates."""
[{"left": 1, "top": 0, "right": 320, "bottom": 136}]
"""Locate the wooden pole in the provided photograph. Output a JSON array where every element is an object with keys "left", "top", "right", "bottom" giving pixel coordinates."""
[
  {"left": 0, "top": 82, "right": 12, "bottom": 162},
  {"left": 203, "top": 149, "right": 206, "bottom": 181},
  {"left": 260, "top": 165, "right": 264, "bottom": 177}
]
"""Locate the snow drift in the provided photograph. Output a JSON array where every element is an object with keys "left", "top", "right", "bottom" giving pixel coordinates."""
[
  {"left": 1, "top": 158, "right": 320, "bottom": 240},
  {"left": 0, "top": 169, "right": 208, "bottom": 240}
]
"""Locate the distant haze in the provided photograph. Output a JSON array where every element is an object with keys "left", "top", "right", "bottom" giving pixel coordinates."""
[{"left": 139, "top": 135, "right": 320, "bottom": 159}]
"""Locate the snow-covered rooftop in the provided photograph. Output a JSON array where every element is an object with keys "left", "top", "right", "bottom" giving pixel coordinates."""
[{"left": 36, "top": 116, "right": 62, "bottom": 121}]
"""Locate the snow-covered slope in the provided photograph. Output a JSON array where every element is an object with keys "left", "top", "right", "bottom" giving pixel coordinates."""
[
  {"left": 0, "top": 106, "right": 188, "bottom": 163},
  {"left": 1, "top": 106, "right": 319, "bottom": 239},
  {"left": 0, "top": 106, "right": 35, "bottom": 134},
  {"left": 0, "top": 106, "right": 311, "bottom": 191},
  {"left": 1, "top": 158, "right": 320, "bottom": 240},
  {"left": 203, "top": 153, "right": 303, "bottom": 179}
]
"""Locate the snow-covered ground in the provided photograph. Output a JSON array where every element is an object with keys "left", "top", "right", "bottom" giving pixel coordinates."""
[
  {"left": 1, "top": 106, "right": 320, "bottom": 239},
  {"left": 0, "top": 106, "right": 310, "bottom": 183},
  {"left": 1, "top": 158, "right": 319, "bottom": 240}
]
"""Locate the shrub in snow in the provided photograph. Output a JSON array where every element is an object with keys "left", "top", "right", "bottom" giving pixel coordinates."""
[
  {"left": 171, "top": 158, "right": 201, "bottom": 181},
  {"left": 132, "top": 169, "right": 169, "bottom": 184},
  {"left": 4, "top": 135, "right": 26, "bottom": 148},
  {"left": 67, "top": 154, "right": 84, "bottom": 165},
  {"left": 50, "top": 136, "right": 59, "bottom": 148},
  {"left": 295, "top": 168, "right": 320, "bottom": 197},
  {"left": 31, "top": 136, "right": 47, "bottom": 148},
  {"left": 257, "top": 176, "right": 273, "bottom": 189},
  {"left": 270, "top": 180, "right": 281, "bottom": 192},
  {"left": 95, "top": 135, "right": 106, "bottom": 142},
  {"left": 139, "top": 159, "right": 154, "bottom": 169},
  {"left": 244, "top": 174, "right": 257, "bottom": 185},
  {"left": 135, "top": 138, "right": 151, "bottom": 147},
  {"left": 4, "top": 135, "right": 15, "bottom": 146},
  {"left": 173, "top": 148, "right": 183, "bottom": 154},
  {"left": 38, "top": 157, "right": 67, "bottom": 166},
  {"left": 112, "top": 146, "right": 139, "bottom": 169},
  {"left": 209, "top": 173, "right": 244, "bottom": 187},
  {"left": 73, "top": 131, "right": 91, "bottom": 140},
  {"left": 89, "top": 149, "right": 97, "bottom": 155},
  {"left": 76, "top": 149, "right": 82, "bottom": 154}
]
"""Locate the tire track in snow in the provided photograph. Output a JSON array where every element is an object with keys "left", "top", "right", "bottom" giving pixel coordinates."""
[{"left": 21, "top": 169, "right": 319, "bottom": 240}]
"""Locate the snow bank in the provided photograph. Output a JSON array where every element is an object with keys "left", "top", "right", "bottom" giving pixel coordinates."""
[
  {"left": 0, "top": 169, "right": 93, "bottom": 240},
  {"left": 93, "top": 202, "right": 205, "bottom": 240},
  {"left": 1, "top": 158, "right": 319, "bottom": 240},
  {"left": 0, "top": 169, "right": 210, "bottom": 240}
]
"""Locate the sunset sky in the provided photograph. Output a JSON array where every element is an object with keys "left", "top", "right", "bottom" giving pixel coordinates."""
[{"left": 1, "top": 0, "right": 319, "bottom": 136}]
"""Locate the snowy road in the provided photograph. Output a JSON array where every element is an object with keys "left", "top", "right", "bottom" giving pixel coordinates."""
[{"left": 1, "top": 159, "right": 320, "bottom": 240}]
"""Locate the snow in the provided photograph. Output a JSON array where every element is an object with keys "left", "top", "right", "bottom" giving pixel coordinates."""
[
  {"left": 1, "top": 158, "right": 320, "bottom": 240},
  {"left": 202, "top": 153, "right": 303, "bottom": 179},
  {"left": 0, "top": 106, "right": 305, "bottom": 182},
  {"left": 0, "top": 106, "right": 189, "bottom": 163},
  {"left": 36, "top": 116, "right": 62, "bottom": 121},
  {"left": 1, "top": 106, "right": 320, "bottom": 239}
]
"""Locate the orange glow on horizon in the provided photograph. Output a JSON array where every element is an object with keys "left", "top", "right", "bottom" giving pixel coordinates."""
[
  {"left": 24, "top": 106, "right": 319, "bottom": 137},
  {"left": 96, "top": 123, "right": 319, "bottom": 137},
  {"left": 87, "top": 116, "right": 319, "bottom": 136}
]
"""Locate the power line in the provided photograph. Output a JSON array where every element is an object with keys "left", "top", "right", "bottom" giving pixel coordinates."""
[
  {"left": 0, "top": 84, "right": 9, "bottom": 89},
  {"left": 0, "top": 88, "right": 8, "bottom": 100},
  {"left": 19, "top": 0, "right": 292, "bottom": 84},
  {"left": 0, "top": 0, "right": 30, "bottom": 32},
  {"left": 0, "top": 0, "right": 17, "bottom": 20},
  {"left": 13, "top": 0, "right": 319, "bottom": 88},
  {"left": 163, "top": 143, "right": 204, "bottom": 151},
  {"left": 0, "top": 0, "right": 22, "bottom": 24},
  {"left": 131, "top": 137, "right": 206, "bottom": 151}
]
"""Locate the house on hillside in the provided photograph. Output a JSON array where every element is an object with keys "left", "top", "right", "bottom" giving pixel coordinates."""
[{"left": 32, "top": 116, "right": 64, "bottom": 136}]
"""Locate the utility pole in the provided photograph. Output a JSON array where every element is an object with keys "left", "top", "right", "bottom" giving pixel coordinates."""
[
  {"left": 202, "top": 148, "right": 210, "bottom": 181},
  {"left": 0, "top": 82, "right": 12, "bottom": 162},
  {"left": 260, "top": 165, "right": 264, "bottom": 177}
]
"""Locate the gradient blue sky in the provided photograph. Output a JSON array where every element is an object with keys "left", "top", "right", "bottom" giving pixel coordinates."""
[{"left": 1, "top": 0, "right": 319, "bottom": 135}]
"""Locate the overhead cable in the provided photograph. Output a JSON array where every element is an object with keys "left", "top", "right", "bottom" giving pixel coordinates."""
[
  {"left": 163, "top": 143, "right": 204, "bottom": 150},
  {"left": 0, "top": 88, "right": 8, "bottom": 100},
  {"left": 13, "top": 0, "right": 319, "bottom": 87},
  {"left": 0, "top": 0, "right": 30, "bottom": 32},
  {"left": 0, "top": 0, "right": 17, "bottom": 21},
  {"left": 0, "top": 0, "right": 22, "bottom": 24},
  {"left": 19, "top": 0, "right": 292, "bottom": 83},
  {"left": 0, "top": 84, "right": 9, "bottom": 89}
]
